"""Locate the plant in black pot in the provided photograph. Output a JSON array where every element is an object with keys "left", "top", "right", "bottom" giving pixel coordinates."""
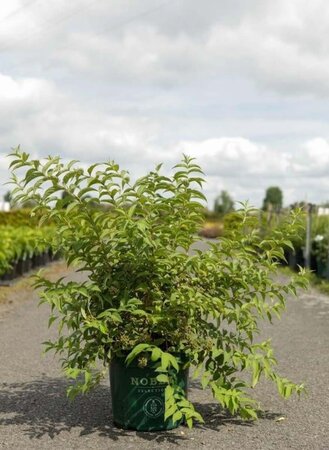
[{"left": 9, "top": 148, "right": 308, "bottom": 431}]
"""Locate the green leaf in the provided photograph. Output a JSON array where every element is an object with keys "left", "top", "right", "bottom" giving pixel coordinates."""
[
  {"left": 125, "top": 344, "right": 150, "bottom": 365},
  {"left": 172, "top": 410, "right": 183, "bottom": 423},
  {"left": 251, "top": 360, "right": 262, "bottom": 388},
  {"left": 151, "top": 347, "right": 162, "bottom": 362},
  {"left": 161, "top": 352, "right": 170, "bottom": 370},
  {"left": 156, "top": 374, "right": 169, "bottom": 384},
  {"left": 164, "top": 404, "right": 177, "bottom": 420},
  {"left": 48, "top": 315, "right": 57, "bottom": 327},
  {"left": 186, "top": 418, "right": 193, "bottom": 429}
]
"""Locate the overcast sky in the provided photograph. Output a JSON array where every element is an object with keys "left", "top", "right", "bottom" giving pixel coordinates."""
[{"left": 1, "top": 0, "right": 329, "bottom": 208}]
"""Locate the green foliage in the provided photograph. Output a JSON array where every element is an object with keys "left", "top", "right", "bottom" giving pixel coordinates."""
[
  {"left": 305, "top": 269, "right": 329, "bottom": 294},
  {"left": 0, "top": 209, "right": 55, "bottom": 276},
  {"left": 312, "top": 215, "right": 329, "bottom": 238},
  {"left": 262, "top": 186, "right": 283, "bottom": 212},
  {"left": 9, "top": 148, "right": 308, "bottom": 427},
  {"left": 0, "top": 225, "right": 54, "bottom": 276},
  {"left": 203, "top": 208, "right": 222, "bottom": 221},
  {"left": 0, "top": 209, "right": 45, "bottom": 226},
  {"left": 223, "top": 211, "right": 245, "bottom": 235},
  {"left": 312, "top": 236, "right": 329, "bottom": 267},
  {"left": 311, "top": 215, "right": 329, "bottom": 268},
  {"left": 282, "top": 212, "right": 329, "bottom": 275}
]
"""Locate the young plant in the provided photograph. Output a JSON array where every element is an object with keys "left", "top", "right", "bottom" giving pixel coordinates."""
[
  {"left": 9, "top": 148, "right": 308, "bottom": 427},
  {"left": 0, "top": 225, "right": 54, "bottom": 276}
]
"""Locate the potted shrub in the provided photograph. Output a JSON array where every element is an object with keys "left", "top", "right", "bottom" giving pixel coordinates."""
[
  {"left": 313, "top": 235, "right": 329, "bottom": 278},
  {"left": 9, "top": 148, "right": 308, "bottom": 431},
  {"left": 309, "top": 213, "right": 329, "bottom": 278}
]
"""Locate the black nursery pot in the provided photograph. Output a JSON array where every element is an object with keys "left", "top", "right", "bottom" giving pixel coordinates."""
[
  {"left": 0, "top": 264, "right": 16, "bottom": 281},
  {"left": 286, "top": 248, "right": 304, "bottom": 270},
  {"left": 24, "top": 257, "right": 33, "bottom": 272},
  {"left": 43, "top": 250, "right": 50, "bottom": 265},
  {"left": 32, "top": 253, "right": 39, "bottom": 268},
  {"left": 110, "top": 356, "right": 189, "bottom": 432},
  {"left": 49, "top": 249, "right": 61, "bottom": 261},
  {"left": 16, "top": 258, "right": 24, "bottom": 276}
]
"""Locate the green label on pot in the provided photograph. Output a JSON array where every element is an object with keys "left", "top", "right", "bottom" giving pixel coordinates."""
[
  {"left": 143, "top": 396, "right": 164, "bottom": 418},
  {"left": 110, "top": 358, "right": 188, "bottom": 431}
]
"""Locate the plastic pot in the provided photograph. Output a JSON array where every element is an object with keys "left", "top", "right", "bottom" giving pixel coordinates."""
[
  {"left": 49, "top": 249, "right": 61, "bottom": 261},
  {"left": 32, "top": 253, "right": 39, "bottom": 268},
  {"left": 286, "top": 248, "right": 304, "bottom": 270},
  {"left": 316, "top": 257, "right": 329, "bottom": 279},
  {"left": 43, "top": 250, "right": 50, "bottom": 265},
  {"left": 1, "top": 265, "right": 15, "bottom": 281},
  {"left": 24, "top": 257, "right": 33, "bottom": 272},
  {"left": 16, "top": 259, "right": 24, "bottom": 276},
  {"left": 110, "top": 356, "right": 189, "bottom": 431}
]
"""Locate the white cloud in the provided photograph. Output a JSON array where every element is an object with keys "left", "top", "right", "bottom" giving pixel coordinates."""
[
  {"left": 19, "top": 0, "right": 325, "bottom": 96},
  {"left": 0, "top": 72, "right": 158, "bottom": 160},
  {"left": 1, "top": 1, "right": 329, "bottom": 210},
  {"left": 304, "top": 138, "right": 329, "bottom": 167},
  {"left": 173, "top": 137, "right": 329, "bottom": 206},
  {"left": 0, "top": 0, "right": 329, "bottom": 96},
  {"left": 1, "top": 69, "right": 329, "bottom": 209},
  {"left": 176, "top": 138, "right": 291, "bottom": 177},
  {"left": 293, "top": 138, "right": 329, "bottom": 176},
  {"left": 0, "top": 73, "right": 60, "bottom": 107}
]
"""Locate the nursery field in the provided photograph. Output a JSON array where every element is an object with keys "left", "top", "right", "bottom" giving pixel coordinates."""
[
  {"left": 0, "top": 252, "right": 328, "bottom": 450},
  {"left": 200, "top": 211, "right": 329, "bottom": 281},
  {"left": 0, "top": 211, "right": 56, "bottom": 283}
]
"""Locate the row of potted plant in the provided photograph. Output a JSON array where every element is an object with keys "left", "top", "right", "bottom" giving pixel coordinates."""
[
  {"left": 283, "top": 214, "right": 329, "bottom": 278},
  {"left": 0, "top": 225, "right": 56, "bottom": 282},
  {"left": 200, "top": 210, "right": 329, "bottom": 280},
  {"left": 0, "top": 209, "right": 44, "bottom": 226}
]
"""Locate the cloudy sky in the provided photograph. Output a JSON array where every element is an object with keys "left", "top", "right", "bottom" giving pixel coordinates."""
[{"left": 1, "top": 0, "right": 329, "bottom": 208}]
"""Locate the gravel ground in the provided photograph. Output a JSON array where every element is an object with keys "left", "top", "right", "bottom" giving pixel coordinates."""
[{"left": 0, "top": 261, "right": 329, "bottom": 450}]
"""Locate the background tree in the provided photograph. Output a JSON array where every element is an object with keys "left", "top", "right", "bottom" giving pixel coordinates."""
[
  {"left": 3, "top": 191, "right": 11, "bottom": 203},
  {"left": 214, "top": 190, "right": 235, "bottom": 216},
  {"left": 262, "top": 187, "right": 283, "bottom": 212},
  {"left": 61, "top": 190, "right": 75, "bottom": 209}
]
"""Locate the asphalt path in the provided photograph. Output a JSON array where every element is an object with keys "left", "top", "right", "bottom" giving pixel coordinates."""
[{"left": 0, "top": 261, "right": 328, "bottom": 450}]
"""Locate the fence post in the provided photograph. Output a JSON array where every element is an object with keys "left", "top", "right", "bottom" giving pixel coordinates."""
[{"left": 305, "top": 203, "right": 313, "bottom": 270}]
